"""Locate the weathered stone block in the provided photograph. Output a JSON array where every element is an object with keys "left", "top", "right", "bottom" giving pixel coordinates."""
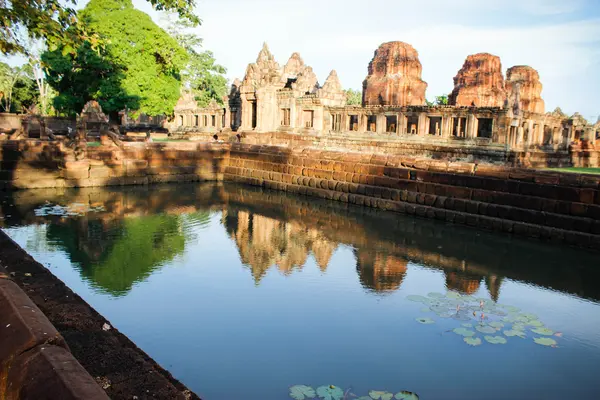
[{"left": 0, "top": 279, "right": 68, "bottom": 366}]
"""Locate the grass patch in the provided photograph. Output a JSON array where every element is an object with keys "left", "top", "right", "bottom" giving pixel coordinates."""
[
  {"left": 547, "top": 167, "right": 600, "bottom": 175},
  {"left": 86, "top": 142, "right": 101, "bottom": 147},
  {"left": 152, "top": 138, "right": 188, "bottom": 143}
]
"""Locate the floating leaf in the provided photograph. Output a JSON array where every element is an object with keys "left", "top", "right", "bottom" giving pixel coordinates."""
[
  {"left": 446, "top": 291, "right": 462, "bottom": 299},
  {"left": 462, "top": 323, "right": 473, "bottom": 328},
  {"left": 521, "top": 313, "right": 538, "bottom": 320},
  {"left": 476, "top": 325, "right": 496, "bottom": 334},
  {"left": 531, "top": 327, "right": 554, "bottom": 336},
  {"left": 419, "top": 307, "right": 430, "bottom": 313},
  {"left": 416, "top": 317, "right": 434, "bottom": 324},
  {"left": 489, "top": 321, "right": 504, "bottom": 329},
  {"left": 534, "top": 337, "right": 557, "bottom": 346},
  {"left": 369, "top": 391, "right": 394, "bottom": 400},
  {"left": 290, "top": 385, "right": 316, "bottom": 400},
  {"left": 484, "top": 336, "right": 507, "bottom": 344},
  {"left": 512, "top": 323, "right": 526, "bottom": 331},
  {"left": 527, "top": 320, "right": 544, "bottom": 327},
  {"left": 451, "top": 313, "right": 471, "bottom": 322},
  {"left": 317, "top": 385, "right": 343, "bottom": 400},
  {"left": 503, "top": 329, "right": 526, "bottom": 338},
  {"left": 464, "top": 337, "right": 482, "bottom": 346},
  {"left": 428, "top": 292, "right": 445, "bottom": 299},
  {"left": 407, "top": 295, "right": 428, "bottom": 303},
  {"left": 453, "top": 327, "right": 476, "bottom": 337},
  {"left": 357, "top": 397, "right": 372, "bottom": 400},
  {"left": 502, "top": 305, "right": 521, "bottom": 313},
  {"left": 395, "top": 391, "right": 419, "bottom": 400}
]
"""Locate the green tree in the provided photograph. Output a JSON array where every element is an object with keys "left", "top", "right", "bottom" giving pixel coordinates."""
[
  {"left": 435, "top": 95, "right": 449, "bottom": 105},
  {"left": 0, "top": 0, "right": 199, "bottom": 56},
  {"left": 0, "top": 62, "right": 37, "bottom": 112},
  {"left": 43, "top": 0, "right": 188, "bottom": 117},
  {"left": 164, "top": 15, "right": 227, "bottom": 107},
  {"left": 345, "top": 88, "right": 362, "bottom": 105},
  {"left": 43, "top": 41, "right": 139, "bottom": 117}
]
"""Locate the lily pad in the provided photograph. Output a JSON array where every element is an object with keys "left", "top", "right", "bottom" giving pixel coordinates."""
[
  {"left": 503, "top": 329, "right": 526, "bottom": 338},
  {"left": 502, "top": 305, "right": 521, "bottom": 313},
  {"left": 446, "top": 291, "right": 462, "bottom": 299},
  {"left": 462, "top": 323, "right": 473, "bottom": 328},
  {"left": 416, "top": 317, "right": 435, "bottom": 324},
  {"left": 484, "top": 335, "right": 507, "bottom": 344},
  {"left": 489, "top": 321, "right": 505, "bottom": 329},
  {"left": 464, "top": 337, "right": 482, "bottom": 346},
  {"left": 428, "top": 292, "right": 445, "bottom": 298},
  {"left": 453, "top": 327, "right": 476, "bottom": 337},
  {"left": 512, "top": 323, "right": 526, "bottom": 331},
  {"left": 369, "top": 391, "right": 394, "bottom": 400},
  {"left": 290, "top": 385, "right": 316, "bottom": 400},
  {"left": 521, "top": 313, "right": 538, "bottom": 320},
  {"left": 534, "top": 337, "right": 557, "bottom": 346},
  {"left": 407, "top": 295, "right": 428, "bottom": 303},
  {"left": 395, "top": 391, "right": 419, "bottom": 400},
  {"left": 475, "top": 325, "right": 496, "bottom": 334},
  {"left": 531, "top": 327, "right": 554, "bottom": 336},
  {"left": 317, "top": 385, "right": 344, "bottom": 400},
  {"left": 527, "top": 320, "right": 544, "bottom": 327},
  {"left": 419, "top": 307, "right": 431, "bottom": 313}
]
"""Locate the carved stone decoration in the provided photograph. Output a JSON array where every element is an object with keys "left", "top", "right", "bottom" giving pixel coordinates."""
[
  {"left": 78, "top": 100, "right": 109, "bottom": 136},
  {"left": 506, "top": 66, "right": 545, "bottom": 114},
  {"left": 318, "top": 70, "right": 347, "bottom": 106},
  {"left": 449, "top": 53, "right": 507, "bottom": 108},
  {"left": 362, "top": 41, "right": 428, "bottom": 106}
]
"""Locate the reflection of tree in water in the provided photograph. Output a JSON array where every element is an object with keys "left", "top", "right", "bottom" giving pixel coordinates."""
[
  {"left": 46, "top": 213, "right": 199, "bottom": 296},
  {"left": 355, "top": 250, "right": 408, "bottom": 292},
  {"left": 222, "top": 209, "right": 337, "bottom": 284}
]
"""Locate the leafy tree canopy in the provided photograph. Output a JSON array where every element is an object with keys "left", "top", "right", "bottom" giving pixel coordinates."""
[
  {"left": 345, "top": 88, "right": 362, "bottom": 106},
  {"left": 0, "top": 62, "right": 37, "bottom": 113},
  {"left": 0, "top": 0, "right": 199, "bottom": 55},
  {"left": 164, "top": 15, "right": 227, "bottom": 107},
  {"left": 43, "top": 0, "right": 188, "bottom": 117}
]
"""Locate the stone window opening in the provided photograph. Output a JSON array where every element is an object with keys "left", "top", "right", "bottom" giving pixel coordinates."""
[
  {"left": 331, "top": 114, "right": 341, "bottom": 132},
  {"left": 386, "top": 115, "right": 397, "bottom": 133},
  {"left": 203, "top": 115, "right": 208, "bottom": 127},
  {"left": 212, "top": 115, "right": 216, "bottom": 127},
  {"left": 251, "top": 101, "right": 257, "bottom": 129},
  {"left": 452, "top": 117, "right": 467, "bottom": 137},
  {"left": 367, "top": 115, "right": 377, "bottom": 132},
  {"left": 349, "top": 115, "right": 359, "bottom": 131},
  {"left": 428, "top": 116, "right": 442, "bottom": 135},
  {"left": 281, "top": 108, "right": 291, "bottom": 126},
  {"left": 194, "top": 115, "right": 199, "bottom": 126},
  {"left": 562, "top": 128, "right": 569, "bottom": 144},
  {"left": 303, "top": 110, "right": 314, "bottom": 128},
  {"left": 477, "top": 118, "right": 493, "bottom": 138},
  {"left": 406, "top": 116, "right": 419, "bottom": 134},
  {"left": 179, "top": 115, "right": 184, "bottom": 126}
]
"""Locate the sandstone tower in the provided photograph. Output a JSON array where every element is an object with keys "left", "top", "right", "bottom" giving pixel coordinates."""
[
  {"left": 506, "top": 65, "right": 545, "bottom": 114},
  {"left": 362, "top": 41, "right": 428, "bottom": 106},
  {"left": 449, "top": 53, "right": 506, "bottom": 107}
]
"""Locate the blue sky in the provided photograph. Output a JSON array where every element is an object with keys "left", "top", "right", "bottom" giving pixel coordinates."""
[
  {"left": 135, "top": 0, "right": 600, "bottom": 121},
  {"left": 8, "top": 0, "right": 600, "bottom": 121}
]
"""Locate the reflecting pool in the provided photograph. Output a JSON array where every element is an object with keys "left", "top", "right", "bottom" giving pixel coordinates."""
[{"left": 1, "top": 183, "right": 600, "bottom": 399}]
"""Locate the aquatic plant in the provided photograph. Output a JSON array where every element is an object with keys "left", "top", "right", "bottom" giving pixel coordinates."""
[
  {"left": 405, "top": 291, "right": 562, "bottom": 348},
  {"left": 288, "top": 386, "right": 419, "bottom": 400}
]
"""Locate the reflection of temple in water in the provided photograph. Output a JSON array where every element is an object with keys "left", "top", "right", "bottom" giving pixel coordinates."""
[
  {"left": 355, "top": 250, "right": 408, "bottom": 292},
  {"left": 222, "top": 209, "right": 337, "bottom": 283}
]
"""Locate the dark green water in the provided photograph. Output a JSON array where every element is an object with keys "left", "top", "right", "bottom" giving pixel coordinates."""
[{"left": 1, "top": 183, "right": 600, "bottom": 400}]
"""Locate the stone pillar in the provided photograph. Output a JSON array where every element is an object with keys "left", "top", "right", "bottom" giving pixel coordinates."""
[
  {"left": 467, "top": 114, "right": 477, "bottom": 138},
  {"left": 398, "top": 113, "right": 406, "bottom": 134},
  {"left": 376, "top": 114, "right": 386, "bottom": 134},
  {"left": 360, "top": 114, "right": 367, "bottom": 133},
  {"left": 441, "top": 116, "right": 450, "bottom": 137},
  {"left": 224, "top": 108, "right": 231, "bottom": 130},
  {"left": 418, "top": 113, "right": 427, "bottom": 135}
]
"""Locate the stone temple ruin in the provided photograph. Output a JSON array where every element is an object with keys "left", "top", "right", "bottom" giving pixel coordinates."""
[{"left": 173, "top": 41, "right": 598, "bottom": 153}]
